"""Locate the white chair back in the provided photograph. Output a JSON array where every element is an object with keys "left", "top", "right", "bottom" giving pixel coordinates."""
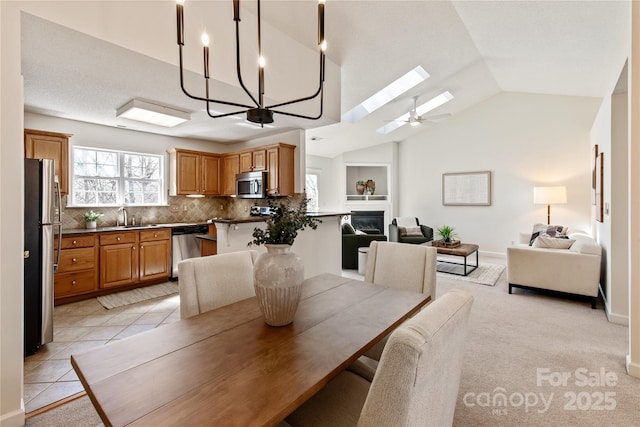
[
  {"left": 178, "top": 250, "right": 258, "bottom": 319},
  {"left": 364, "top": 241, "right": 437, "bottom": 297},
  {"left": 358, "top": 289, "right": 474, "bottom": 427}
]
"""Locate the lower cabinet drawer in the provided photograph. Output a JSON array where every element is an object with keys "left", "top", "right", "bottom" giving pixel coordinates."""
[
  {"left": 55, "top": 270, "right": 97, "bottom": 297},
  {"left": 58, "top": 247, "right": 96, "bottom": 272}
]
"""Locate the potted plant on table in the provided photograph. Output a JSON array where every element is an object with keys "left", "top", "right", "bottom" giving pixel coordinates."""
[
  {"left": 249, "top": 197, "right": 321, "bottom": 326},
  {"left": 83, "top": 210, "right": 103, "bottom": 229},
  {"left": 436, "top": 225, "right": 457, "bottom": 245}
]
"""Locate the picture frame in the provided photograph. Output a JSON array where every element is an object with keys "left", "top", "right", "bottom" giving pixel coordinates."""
[
  {"left": 592, "top": 144, "right": 598, "bottom": 205},
  {"left": 595, "top": 152, "right": 604, "bottom": 222},
  {"left": 442, "top": 171, "right": 491, "bottom": 206}
]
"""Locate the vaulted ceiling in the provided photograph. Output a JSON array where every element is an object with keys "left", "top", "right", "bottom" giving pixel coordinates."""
[{"left": 21, "top": 1, "right": 630, "bottom": 159}]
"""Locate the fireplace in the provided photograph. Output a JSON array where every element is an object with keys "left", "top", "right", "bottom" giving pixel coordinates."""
[{"left": 350, "top": 211, "right": 385, "bottom": 234}]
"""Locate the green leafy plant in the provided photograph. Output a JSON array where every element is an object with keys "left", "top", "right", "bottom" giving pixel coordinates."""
[
  {"left": 83, "top": 210, "right": 103, "bottom": 222},
  {"left": 436, "top": 225, "right": 456, "bottom": 242},
  {"left": 249, "top": 197, "right": 321, "bottom": 246}
]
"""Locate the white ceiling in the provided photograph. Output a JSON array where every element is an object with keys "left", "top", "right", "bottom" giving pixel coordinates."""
[{"left": 21, "top": 1, "right": 630, "bottom": 159}]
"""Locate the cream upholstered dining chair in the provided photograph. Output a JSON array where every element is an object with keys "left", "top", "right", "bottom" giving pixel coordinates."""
[
  {"left": 178, "top": 250, "right": 259, "bottom": 319},
  {"left": 285, "top": 289, "right": 474, "bottom": 427},
  {"left": 364, "top": 240, "right": 437, "bottom": 296}
]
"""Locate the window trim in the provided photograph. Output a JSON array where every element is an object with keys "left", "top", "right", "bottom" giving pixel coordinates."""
[{"left": 68, "top": 145, "right": 167, "bottom": 207}]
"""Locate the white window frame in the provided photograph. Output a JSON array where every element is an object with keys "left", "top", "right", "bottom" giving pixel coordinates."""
[{"left": 69, "top": 146, "right": 166, "bottom": 207}]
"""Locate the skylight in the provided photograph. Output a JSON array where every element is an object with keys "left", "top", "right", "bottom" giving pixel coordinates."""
[
  {"left": 341, "top": 66, "right": 430, "bottom": 123},
  {"left": 376, "top": 91, "right": 453, "bottom": 135}
]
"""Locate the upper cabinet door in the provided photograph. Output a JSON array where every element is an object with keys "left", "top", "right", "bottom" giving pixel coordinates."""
[
  {"left": 222, "top": 154, "right": 240, "bottom": 196},
  {"left": 252, "top": 149, "right": 266, "bottom": 171},
  {"left": 201, "top": 154, "right": 221, "bottom": 196},
  {"left": 24, "top": 129, "right": 71, "bottom": 195},
  {"left": 176, "top": 150, "right": 200, "bottom": 195},
  {"left": 239, "top": 152, "right": 253, "bottom": 173}
]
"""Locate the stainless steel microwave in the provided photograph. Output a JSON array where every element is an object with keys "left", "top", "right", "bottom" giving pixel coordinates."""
[{"left": 236, "top": 171, "right": 267, "bottom": 199}]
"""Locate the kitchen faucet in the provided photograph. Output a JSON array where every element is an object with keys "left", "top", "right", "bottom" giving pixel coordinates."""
[{"left": 118, "top": 206, "right": 128, "bottom": 226}]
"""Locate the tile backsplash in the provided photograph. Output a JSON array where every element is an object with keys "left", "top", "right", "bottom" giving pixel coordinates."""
[{"left": 61, "top": 195, "right": 300, "bottom": 230}]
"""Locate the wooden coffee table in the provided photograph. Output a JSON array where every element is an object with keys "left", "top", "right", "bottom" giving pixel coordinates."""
[{"left": 431, "top": 243, "right": 479, "bottom": 276}]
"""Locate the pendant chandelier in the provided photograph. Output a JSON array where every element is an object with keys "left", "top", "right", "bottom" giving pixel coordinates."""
[{"left": 175, "top": 0, "right": 326, "bottom": 126}]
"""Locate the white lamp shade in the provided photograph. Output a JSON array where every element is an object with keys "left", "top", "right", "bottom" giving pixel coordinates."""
[{"left": 533, "top": 186, "right": 567, "bottom": 205}]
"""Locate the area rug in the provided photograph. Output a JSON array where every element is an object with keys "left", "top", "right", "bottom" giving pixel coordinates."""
[
  {"left": 96, "top": 282, "right": 179, "bottom": 309},
  {"left": 437, "top": 263, "right": 505, "bottom": 286}
]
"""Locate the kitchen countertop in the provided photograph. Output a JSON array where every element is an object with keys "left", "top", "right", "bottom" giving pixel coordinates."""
[
  {"left": 211, "top": 212, "right": 349, "bottom": 225},
  {"left": 61, "top": 222, "right": 209, "bottom": 235}
]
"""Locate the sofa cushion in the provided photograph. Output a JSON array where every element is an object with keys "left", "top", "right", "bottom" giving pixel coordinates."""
[
  {"left": 529, "top": 223, "right": 567, "bottom": 245},
  {"left": 569, "top": 234, "right": 602, "bottom": 256},
  {"left": 395, "top": 217, "right": 418, "bottom": 228},
  {"left": 532, "top": 236, "right": 575, "bottom": 249},
  {"left": 399, "top": 226, "right": 422, "bottom": 237},
  {"left": 342, "top": 223, "right": 356, "bottom": 235},
  {"left": 355, "top": 229, "right": 367, "bottom": 235}
]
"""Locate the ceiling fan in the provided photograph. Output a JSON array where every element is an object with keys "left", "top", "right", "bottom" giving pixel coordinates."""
[{"left": 387, "top": 96, "right": 451, "bottom": 127}]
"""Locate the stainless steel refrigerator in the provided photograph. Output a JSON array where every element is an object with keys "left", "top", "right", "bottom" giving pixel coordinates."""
[{"left": 24, "top": 158, "right": 62, "bottom": 356}]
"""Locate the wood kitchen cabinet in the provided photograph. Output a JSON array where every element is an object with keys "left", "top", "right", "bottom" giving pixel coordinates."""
[
  {"left": 54, "top": 234, "right": 98, "bottom": 299},
  {"left": 239, "top": 149, "right": 266, "bottom": 173},
  {"left": 169, "top": 148, "right": 221, "bottom": 196},
  {"left": 266, "top": 143, "right": 296, "bottom": 196},
  {"left": 221, "top": 154, "right": 240, "bottom": 196},
  {"left": 139, "top": 228, "right": 171, "bottom": 282},
  {"left": 100, "top": 231, "right": 139, "bottom": 288},
  {"left": 99, "top": 228, "right": 171, "bottom": 289},
  {"left": 24, "top": 129, "right": 71, "bottom": 195}
]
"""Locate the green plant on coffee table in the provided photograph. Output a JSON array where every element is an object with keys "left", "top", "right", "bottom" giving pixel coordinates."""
[
  {"left": 83, "top": 210, "right": 103, "bottom": 222},
  {"left": 249, "top": 197, "right": 321, "bottom": 246},
  {"left": 437, "top": 225, "right": 456, "bottom": 243}
]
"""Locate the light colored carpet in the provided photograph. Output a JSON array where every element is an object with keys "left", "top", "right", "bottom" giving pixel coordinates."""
[
  {"left": 438, "top": 262, "right": 505, "bottom": 286},
  {"left": 96, "top": 282, "right": 179, "bottom": 309}
]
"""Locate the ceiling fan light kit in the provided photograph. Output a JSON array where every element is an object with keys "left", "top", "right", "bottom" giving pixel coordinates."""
[{"left": 175, "top": 0, "right": 327, "bottom": 126}]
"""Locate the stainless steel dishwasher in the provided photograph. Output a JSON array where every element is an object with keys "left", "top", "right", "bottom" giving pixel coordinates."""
[{"left": 171, "top": 224, "right": 209, "bottom": 279}]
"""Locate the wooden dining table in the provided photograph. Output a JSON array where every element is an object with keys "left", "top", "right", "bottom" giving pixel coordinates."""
[{"left": 71, "top": 273, "right": 431, "bottom": 427}]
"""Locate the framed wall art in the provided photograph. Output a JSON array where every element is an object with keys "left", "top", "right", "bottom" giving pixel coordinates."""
[
  {"left": 595, "top": 151, "right": 604, "bottom": 222},
  {"left": 592, "top": 144, "right": 598, "bottom": 205},
  {"left": 442, "top": 171, "right": 491, "bottom": 206}
]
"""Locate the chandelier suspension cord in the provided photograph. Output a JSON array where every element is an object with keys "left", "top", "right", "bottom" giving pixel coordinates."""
[{"left": 233, "top": 0, "right": 260, "bottom": 108}]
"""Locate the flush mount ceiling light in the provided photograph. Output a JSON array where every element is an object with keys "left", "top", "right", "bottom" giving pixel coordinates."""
[
  {"left": 116, "top": 99, "right": 191, "bottom": 127},
  {"left": 175, "top": 0, "right": 326, "bottom": 126},
  {"left": 376, "top": 91, "right": 454, "bottom": 134}
]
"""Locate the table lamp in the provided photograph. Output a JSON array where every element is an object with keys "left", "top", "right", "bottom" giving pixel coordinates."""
[{"left": 534, "top": 186, "right": 567, "bottom": 225}]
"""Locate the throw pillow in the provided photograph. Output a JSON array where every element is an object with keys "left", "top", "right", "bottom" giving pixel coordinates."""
[
  {"left": 405, "top": 226, "right": 423, "bottom": 237},
  {"left": 529, "top": 223, "right": 567, "bottom": 245},
  {"left": 342, "top": 223, "right": 356, "bottom": 235},
  {"left": 398, "top": 226, "right": 407, "bottom": 236},
  {"left": 532, "top": 236, "right": 575, "bottom": 249}
]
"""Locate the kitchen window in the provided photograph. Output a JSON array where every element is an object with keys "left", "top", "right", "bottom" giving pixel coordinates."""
[{"left": 70, "top": 146, "right": 165, "bottom": 206}]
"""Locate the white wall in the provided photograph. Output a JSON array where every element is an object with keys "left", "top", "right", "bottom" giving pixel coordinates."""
[
  {"left": 1, "top": 2, "right": 26, "bottom": 425},
  {"left": 306, "top": 154, "right": 341, "bottom": 212},
  {"left": 398, "top": 92, "right": 601, "bottom": 255}
]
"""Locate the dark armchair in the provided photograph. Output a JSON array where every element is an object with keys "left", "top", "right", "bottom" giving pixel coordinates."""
[
  {"left": 342, "top": 223, "right": 387, "bottom": 269},
  {"left": 389, "top": 217, "right": 433, "bottom": 244}
]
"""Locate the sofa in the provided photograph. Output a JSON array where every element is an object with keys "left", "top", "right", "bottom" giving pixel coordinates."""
[
  {"left": 342, "top": 223, "right": 387, "bottom": 269},
  {"left": 388, "top": 217, "right": 433, "bottom": 245},
  {"left": 507, "top": 228, "right": 602, "bottom": 308}
]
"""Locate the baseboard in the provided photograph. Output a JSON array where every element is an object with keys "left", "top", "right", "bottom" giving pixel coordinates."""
[
  {"left": 0, "top": 404, "right": 26, "bottom": 427},
  {"left": 626, "top": 355, "right": 640, "bottom": 378},
  {"left": 478, "top": 250, "right": 506, "bottom": 259},
  {"left": 599, "top": 285, "right": 629, "bottom": 325}
]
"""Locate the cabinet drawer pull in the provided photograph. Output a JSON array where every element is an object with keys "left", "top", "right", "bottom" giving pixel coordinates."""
[
  {"left": 71, "top": 280, "right": 77, "bottom": 285},
  {"left": 140, "top": 245, "right": 144, "bottom": 249},
  {"left": 117, "top": 236, "right": 121, "bottom": 241},
  {"left": 132, "top": 246, "right": 136, "bottom": 251},
  {"left": 72, "top": 240, "right": 77, "bottom": 245},
  {"left": 154, "top": 233, "right": 158, "bottom": 238},
  {"left": 72, "top": 258, "right": 77, "bottom": 262}
]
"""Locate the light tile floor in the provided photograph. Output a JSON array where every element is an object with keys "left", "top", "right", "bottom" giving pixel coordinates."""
[{"left": 23, "top": 292, "right": 181, "bottom": 413}]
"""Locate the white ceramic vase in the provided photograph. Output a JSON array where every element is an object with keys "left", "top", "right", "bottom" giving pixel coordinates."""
[
  {"left": 86, "top": 221, "right": 97, "bottom": 229},
  {"left": 254, "top": 244, "right": 304, "bottom": 326}
]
